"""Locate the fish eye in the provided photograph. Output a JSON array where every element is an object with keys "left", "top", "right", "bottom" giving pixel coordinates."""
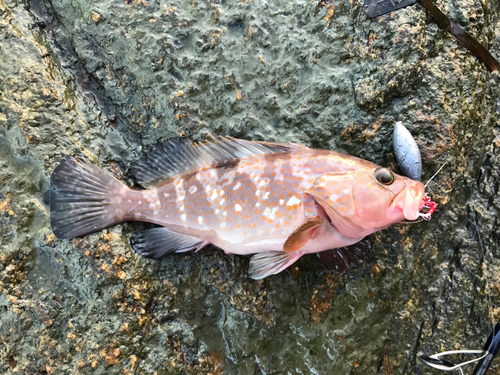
[{"left": 374, "top": 167, "right": 394, "bottom": 185}]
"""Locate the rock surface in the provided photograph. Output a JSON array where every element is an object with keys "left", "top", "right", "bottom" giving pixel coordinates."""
[{"left": 1, "top": 0, "right": 500, "bottom": 373}]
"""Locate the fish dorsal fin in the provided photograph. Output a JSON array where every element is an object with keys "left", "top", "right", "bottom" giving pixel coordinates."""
[
  {"left": 283, "top": 215, "right": 323, "bottom": 253},
  {"left": 130, "top": 136, "right": 307, "bottom": 188}
]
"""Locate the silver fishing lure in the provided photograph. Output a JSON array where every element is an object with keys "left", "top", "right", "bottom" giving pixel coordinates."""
[{"left": 393, "top": 122, "right": 422, "bottom": 181}]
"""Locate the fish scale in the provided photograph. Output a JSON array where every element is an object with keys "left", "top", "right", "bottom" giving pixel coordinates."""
[
  {"left": 49, "top": 137, "right": 435, "bottom": 279},
  {"left": 168, "top": 153, "right": 321, "bottom": 243}
]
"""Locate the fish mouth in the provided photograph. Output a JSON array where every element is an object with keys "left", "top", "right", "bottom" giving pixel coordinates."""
[
  {"left": 391, "top": 180, "right": 426, "bottom": 221},
  {"left": 404, "top": 181, "right": 426, "bottom": 220}
]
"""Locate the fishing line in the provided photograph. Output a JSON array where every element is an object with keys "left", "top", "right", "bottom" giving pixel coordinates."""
[
  {"left": 419, "top": 164, "right": 500, "bottom": 371},
  {"left": 475, "top": 216, "right": 495, "bottom": 323},
  {"left": 424, "top": 161, "right": 450, "bottom": 188}
]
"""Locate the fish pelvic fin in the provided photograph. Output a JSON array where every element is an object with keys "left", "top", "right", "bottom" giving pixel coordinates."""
[
  {"left": 248, "top": 251, "right": 303, "bottom": 280},
  {"left": 50, "top": 156, "right": 128, "bottom": 240},
  {"left": 131, "top": 227, "right": 206, "bottom": 258}
]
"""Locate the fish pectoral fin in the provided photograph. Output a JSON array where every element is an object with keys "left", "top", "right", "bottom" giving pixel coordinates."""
[
  {"left": 248, "top": 251, "right": 303, "bottom": 280},
  {"left": 283, "top": 215, "right": 323, "bottom": 253},
  {"left": 131, "top": 227, "right": 203, "bottom": 258},
  {"left": 307, "top": 193, "right": 371, "bottom": 237}
]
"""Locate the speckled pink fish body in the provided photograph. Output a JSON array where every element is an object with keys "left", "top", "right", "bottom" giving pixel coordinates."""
[{"left": 50, "top": 137, "right": 430, "bottom": 279}]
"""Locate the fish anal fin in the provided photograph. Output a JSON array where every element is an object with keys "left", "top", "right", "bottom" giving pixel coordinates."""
[
  {"left": 283, "top": 216, "right": 322, "bottom": 253},
  {"left": 248, "top": 251, "right": 303, "bottom": 280},
  {"left": 131, "top": 227, "right": 204, "bottom": 258},
  {"left": 129, "top": 137, "right": 305, "bottom": 188}
]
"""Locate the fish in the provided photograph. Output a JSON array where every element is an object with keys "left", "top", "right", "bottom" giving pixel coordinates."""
[
  {"left": 49, "top": 136, "right": 435, "bottom": 279},
  {"left": 393, "top": 122, "right": 422, "bottom": 181}
]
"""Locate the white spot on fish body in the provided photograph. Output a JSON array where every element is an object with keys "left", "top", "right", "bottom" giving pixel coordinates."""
[
  {"left": 215, "top": 209, "right": 220, "bottom": 214},
  {"left": 233, "top": 181, "right": 241, "bottom": 191},
  {"left": 208, "top": 169, "right": 217, "bottom": 179},
  {"left": 329, "top": 194, "right": 339, "bottom": 202},
  {"left": 279, "top": 199, "right": 285, "bottom": 205},
  {"left": 235, "top": 204, "right": 242, "bottom": 212},
  {"left": 180, "top": 205, "right": 185, "bottom": 211},
  {"left": 263, "top": 206, "right": 279, "bottom": 220},
  {"left": 210, "top": 189, "right": 218, "bottom": 200},
  {"left": 198, "top": 216, "right": 204, "bottom": 224},
  {"left": 286, "top": 196, "right": 301, "bottom": 206},
  {"left": 163, "top": 193, "right": 170, "bottom": 198},
  {"left": 189, "top": 186, "right": 197, "bottom": 194},
  {"left": 256, "top": 202, "right": 261, "bottom": 207},
  {"left": 220, "top": 198, "right": 226, "bottom": 205},
  {"left": 220, "top": 222, "right": 226, "bottom": 229},
  {"left": 146, "top": 189, "right": 159, "bottom": 205},
  {"left": 223, "top": 211, "right": 227, "bottom": 216},
  {"left": 174, "top": 179, "right": 186, "bottom": 204},
  {"left": 262, "top": 192, "right": 270, "bottom": 200},
  {"left": 257, "top": 179, "right": 267, "bottom": 188},
  {"left": 181, "top": 214, "right": 187, "bottom": 222}
]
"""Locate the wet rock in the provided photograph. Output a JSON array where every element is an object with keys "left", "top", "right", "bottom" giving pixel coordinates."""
[{"left": 1, "top": 0, "right": 500, "bottom": 373}]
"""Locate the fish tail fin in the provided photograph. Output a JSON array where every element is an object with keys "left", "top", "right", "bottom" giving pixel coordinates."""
[{"left": 50, "top": 156, "right": 128, "bottom": 240}]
